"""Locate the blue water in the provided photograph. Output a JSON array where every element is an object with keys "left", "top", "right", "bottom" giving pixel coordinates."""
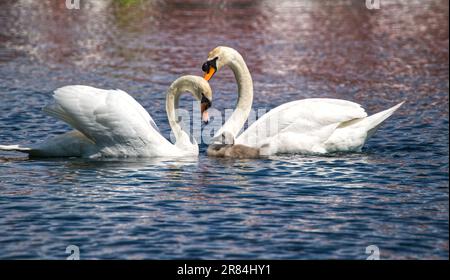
[{"left": 0, "top": 0, "right": 448, "bottom": 259}]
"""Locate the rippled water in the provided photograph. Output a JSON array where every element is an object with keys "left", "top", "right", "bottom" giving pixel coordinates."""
[{"left": 0, "top": 0, "right": 448, "bottom": 259}]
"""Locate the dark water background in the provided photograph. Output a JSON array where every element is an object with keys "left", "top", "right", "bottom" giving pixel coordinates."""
[{"left": 0, "top": 0, "right": 448, "bottom": 259}]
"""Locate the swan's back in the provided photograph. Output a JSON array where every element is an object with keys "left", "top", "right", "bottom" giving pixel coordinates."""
[{"left": 236, "top": 98, "right": 367, "bottom": 148}]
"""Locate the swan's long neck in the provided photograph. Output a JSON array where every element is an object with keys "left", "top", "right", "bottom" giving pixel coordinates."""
[
  {"left": 215, "top": 54, "right": 253, "bottom": 138},
  {"left": 166, "top": 85, "right": 192, "bottom": 147}
]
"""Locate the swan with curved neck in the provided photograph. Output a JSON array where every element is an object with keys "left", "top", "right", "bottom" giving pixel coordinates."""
[
  {"left": 203, "top": 47, "right": 254, "bottom": 139},
  {"left": 0, "top": 75, "right": 212, "bottom": 158},
  {"left": 202, "top": 46, "right": 404, "bottom": 156},
  {"left": 165, "top": 75, "right": 212, "bottom": 153}
]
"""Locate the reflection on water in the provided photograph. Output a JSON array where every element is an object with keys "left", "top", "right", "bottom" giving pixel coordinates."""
[{"left": 0, "top": 0, "right": 448, "bottom": 259}]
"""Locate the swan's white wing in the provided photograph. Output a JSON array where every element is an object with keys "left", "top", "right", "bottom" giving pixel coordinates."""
[
  {"left": 43, "top": 85, "right": 169, "bottom": 154},
  {"left": 236, "top": 98, "right": 368, "bottom": 148}
]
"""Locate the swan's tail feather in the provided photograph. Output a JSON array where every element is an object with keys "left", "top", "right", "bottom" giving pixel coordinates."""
[
  {"left": 0, "top": 144, "right": 32, "bottom": 153},
  {"left": 363, "top": 101, "right": 405, "bottom": 138}
]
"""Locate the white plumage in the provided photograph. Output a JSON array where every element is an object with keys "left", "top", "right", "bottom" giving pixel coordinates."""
[
  {"left": 43, "top": 85, "right": 169, "bottom": 157},
  {"left": 204, "top": 46, "right": 404, "bottom": 156},
  {"left": 0, "top": 75, "right": 212, "bottom": 158},
  {"left": 237, "top": 99, "right": 403, "bottom": 155}
]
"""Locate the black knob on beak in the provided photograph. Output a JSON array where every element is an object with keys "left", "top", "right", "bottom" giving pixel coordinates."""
[{"left": 202, "top": 61, "right": 210, "bottom": 72}]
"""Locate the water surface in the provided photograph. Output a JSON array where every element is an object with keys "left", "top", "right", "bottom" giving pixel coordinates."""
[{"left": 0, "top": 0, "right": 448, "bottom": 259}]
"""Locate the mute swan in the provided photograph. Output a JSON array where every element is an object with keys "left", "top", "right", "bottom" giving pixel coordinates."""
[
  {"left": 202, "top": 46, "right": 404, "bottom": 156},
  {"left": 0, "top": 75, "right": 212, "bottom": 158}
]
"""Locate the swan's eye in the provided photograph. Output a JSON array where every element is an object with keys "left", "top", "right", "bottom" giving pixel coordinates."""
[{"left": 210, "top": 57, "right": 218, "bottom": 69}]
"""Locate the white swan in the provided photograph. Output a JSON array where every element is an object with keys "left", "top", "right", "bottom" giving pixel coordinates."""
[
  {"left": 0, "top": 75, "right": 212, "bottom": 158},
  {"left": 202, "top": 46, "right": 404, "bottom": 156}
]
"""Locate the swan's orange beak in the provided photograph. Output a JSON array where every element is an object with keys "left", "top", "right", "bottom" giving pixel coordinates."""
[
  {"left": 203, "top": 67, "right": 216, "bottom": 81},
  {"left": 201, "top": 95, "right": 211, "bottom": 124},
  {"left": 202, "top": 110, "right": 209, "bottom": 124},
  {"left": 202, "top": 59, "right": 217, "bottom": 81},
  {"left": 201, "top": 103, "right": 209, "bottom": 124}
]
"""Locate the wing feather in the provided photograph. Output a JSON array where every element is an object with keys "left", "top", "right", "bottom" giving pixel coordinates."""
[
  {"left": 236, "top": 98, "right": 367, "bottom": 147},
  {"left": 43, "top": 85, "right": 167, "bottom": 152}
]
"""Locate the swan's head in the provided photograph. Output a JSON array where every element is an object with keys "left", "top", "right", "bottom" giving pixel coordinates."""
[
  {"left": 169, "top": 75, "right": 212, "bottom": 123},
  {"left": 202, "top": 46, "right": 242, "bottom": 81}
]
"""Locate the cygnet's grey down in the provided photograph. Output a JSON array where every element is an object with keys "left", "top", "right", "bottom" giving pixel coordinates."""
[{"left": 206, "top": 132, "right": 265, "bottom": 159}]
